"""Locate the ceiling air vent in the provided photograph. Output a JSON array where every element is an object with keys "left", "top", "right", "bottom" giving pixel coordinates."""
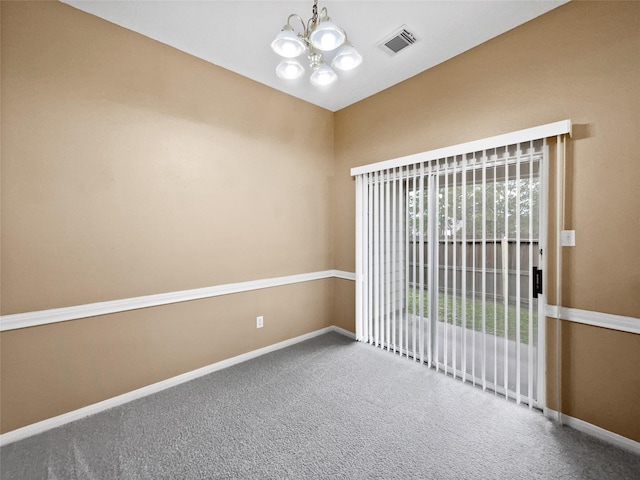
[{"left": 378, "top": 25, "right": 419, "bottom": 56}]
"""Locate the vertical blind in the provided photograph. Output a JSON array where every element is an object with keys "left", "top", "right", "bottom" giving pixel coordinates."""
[{"left": 353, "top": 121, "right": 571, "bottom": 408}]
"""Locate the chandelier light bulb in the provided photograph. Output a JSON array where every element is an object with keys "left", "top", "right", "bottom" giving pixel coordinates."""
[
  {"left": 331, "top": 43, "right": 362, "bottom": 71},
  {"left": 276, "top": 59, "right": 305, "bottom": 80},
  {"left": 271, "top": 26, "right": 306, "bottom": 58},
  {"left": 309, "top": 20, "right": 346, "bottom": 51},
  {"left": 309, "top": 63, "right": 337, "bottom": 86}
]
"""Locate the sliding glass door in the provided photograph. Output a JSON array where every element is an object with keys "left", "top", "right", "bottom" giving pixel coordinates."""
[{"left": 356, "top": 140, "right": 547, "bottom": 407}]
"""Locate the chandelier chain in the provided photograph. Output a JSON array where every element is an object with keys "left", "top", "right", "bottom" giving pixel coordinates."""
[{"left": 312, "top": 0, "right": 318, "bottom": 29}]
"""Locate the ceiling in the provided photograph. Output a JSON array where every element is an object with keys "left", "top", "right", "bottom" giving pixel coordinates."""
[{"left": 62, "top": 0, "right": 569, "bottom": 112}]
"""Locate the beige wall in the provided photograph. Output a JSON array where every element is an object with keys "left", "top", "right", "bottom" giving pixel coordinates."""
[
  {"left": 0, "top": 1, "right": 334, "bottom": 432},
  {"left": 333, "top": 1, "right": 640, "bottom": 441},
  {"left": 2, "top": 0, "right": 639, "bottom": 444}
]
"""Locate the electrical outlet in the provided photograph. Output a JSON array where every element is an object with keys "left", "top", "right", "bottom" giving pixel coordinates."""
[{"left": 256, "top": 316, "right": 264, "bottom": 329}]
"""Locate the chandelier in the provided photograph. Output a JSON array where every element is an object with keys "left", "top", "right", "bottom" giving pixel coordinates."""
[{"left": 270, "top": 0, "right": 362, "bottom": 87}]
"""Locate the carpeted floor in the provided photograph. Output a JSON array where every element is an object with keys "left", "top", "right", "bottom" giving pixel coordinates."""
[{"left": 1, "top": 332, "right": 639, "bottom": 479}]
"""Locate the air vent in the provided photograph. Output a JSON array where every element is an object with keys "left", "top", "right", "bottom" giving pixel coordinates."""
[{"left": 378, "top": 25, "right": 419, "bottom": 56}]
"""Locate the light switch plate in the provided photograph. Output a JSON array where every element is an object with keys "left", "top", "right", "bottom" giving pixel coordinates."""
[{"left": 561, "top": 230, "right": 576, "bottom": 247}]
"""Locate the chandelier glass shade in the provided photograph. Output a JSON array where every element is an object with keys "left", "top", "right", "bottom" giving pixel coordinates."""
[
  {"left": 275, "top": 59, "right": 305, "bottom": 80},
  {"left": 309, "top": 20, "right": 345, "bottom": 51},
  {"left": 310, "top": 63, "right": 338, "bottom": 86},
  {"left": 331, "top": 42, "right": 363, "bottom": 71},
  {"left": 271, "top": 27, "right": 306, "bottom": 58},
  {"left": 270, "top": 1, "right": 361, "bottom": 87}
]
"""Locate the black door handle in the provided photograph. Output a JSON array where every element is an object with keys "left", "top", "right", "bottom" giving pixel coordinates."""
[{"left": 532, "top": 267, "right": 543, "bottom": 298}]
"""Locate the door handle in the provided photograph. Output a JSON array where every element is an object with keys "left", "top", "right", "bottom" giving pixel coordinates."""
[{"left": 532, "top": 267, "right": 543, "bottom": 298}]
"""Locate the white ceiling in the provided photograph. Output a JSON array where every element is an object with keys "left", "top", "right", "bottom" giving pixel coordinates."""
[{"left": 62, "top": 0, "right": 569, "bottom": 112}]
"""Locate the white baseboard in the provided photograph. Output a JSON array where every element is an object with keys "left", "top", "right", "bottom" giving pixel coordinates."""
[
  {"left": 544, "top": 408, "right": 640, "bottom": 455},
  {"left": 332, "top": 325, "right": 356, "bottom": 339},
  {"left": 0, "top": 326, "right": 353, "bottom": 447}
]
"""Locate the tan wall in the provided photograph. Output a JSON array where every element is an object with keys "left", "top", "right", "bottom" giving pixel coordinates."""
[
  {"left": 333, "top": 1, "right": 640, "bottom": 441},
  {"left": 332, "top": 278, "right": 355, "bottom": 333},
  {"left": 0, "top": 1, "right": 334, "bottom": 432}
]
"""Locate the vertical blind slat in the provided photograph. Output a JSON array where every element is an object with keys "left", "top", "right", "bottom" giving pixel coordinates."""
[
  {"left": 528, "top": 143, "right": 535, "bottom": 407},
  {"left": 427, "top": 172, "right": 435, "bottom": 369},
  {"left": 516, "top": 147, "right": 522, "bottom": 405},
  {"left": 481, "top": 152, "right": 488, "bottom": 391},
  {"left": 392, "top": 169, "right": 397, "bottom": 354},
  {"left": 419, "top": 163, "right": 426, "bottom": 364},
  {"left": 471, "top": 164, "right": 477, "bottom": 386},
  {"left": 493, "top": 152, "right": 499, "bottom": 394},
  {"left": 404, "top": 166, "right": 410, "bottom": 356},
  {"left": 452, "top": 157, "right": 458, "bottom": 379},
  {"left": 412, "top": 168, "right": 417, "bottom": 359},
  {"left": 375, "top": 170, "right": 380, "bottom": 347},
  {"left": 382, "top": 171, "right": 387, "bottom": 349},
  {"left": 503, "top": 151, "right": 510, "bottom": 400},
  {"left": 384, "top": 170, "right": 390, "bottom": 349},
  {"left": 368, "top": 173, "right": 374, "bottom": 344},
  {"left": 356, "top": 174, "right": 364, "bottom": 341},
  {"left": 443, "top": 161, "right": 449, "bottom": 374},
  {"left": 461, "top": 154, "right": 468, "bottom": 383},
  {"left": 433, "top": 170, "right": 440, "bottom": 372}
]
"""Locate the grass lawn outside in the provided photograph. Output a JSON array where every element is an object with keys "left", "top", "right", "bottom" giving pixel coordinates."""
[{"left": 408, "top": 289, "right": 538, "bottom": 345}]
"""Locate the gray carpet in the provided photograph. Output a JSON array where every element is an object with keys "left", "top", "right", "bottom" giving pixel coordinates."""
[{"left": 1, "top": 332, "right": 639, "bottom": 479}]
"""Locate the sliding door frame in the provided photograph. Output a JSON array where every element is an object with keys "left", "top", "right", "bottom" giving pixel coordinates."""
[{"left": 353, "top": 120, "right": 571, "bottom": 410}]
